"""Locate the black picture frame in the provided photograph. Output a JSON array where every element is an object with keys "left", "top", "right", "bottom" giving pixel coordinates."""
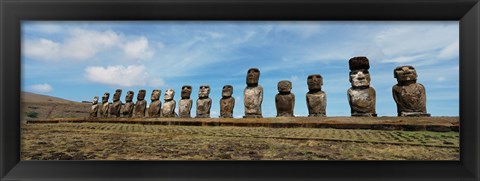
[{"left": 1, "top": 0, "right": 479, "bottom": 180}]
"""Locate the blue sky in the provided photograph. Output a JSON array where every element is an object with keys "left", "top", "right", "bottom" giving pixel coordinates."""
[{"left": 21, "top": 21, "right": 459, "bottom": 117}]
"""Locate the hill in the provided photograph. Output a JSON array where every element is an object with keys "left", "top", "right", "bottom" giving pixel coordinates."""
[{"left": 21, "top": 92, "right": 90, "bottom": 120}]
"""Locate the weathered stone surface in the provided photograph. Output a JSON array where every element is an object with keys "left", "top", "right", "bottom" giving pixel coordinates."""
[
  {"left": 348, "top": 57, "right": 376, "bottom": 117},
  {"left": 275, "top": 80, "right": 295, "bottom": 117},
  {"left": 306, "top": 74, "right": 326, "bottom": 117},
  {"left": 244, "top": 68, "right": 263, "bottom": 118},
  {"left": 162, "top": 89, "right": 177, "bottom": 118},
  {"left": 108, "top": 89, "right": 122, "bottom": 118},
  {"left": 196, "top": 85, "right": 212, "bottom": 118},
  {"left": 89, "top": 96, "right": 99, "bottom": 118},
  {"left": 179, "top": 85, "right": 193, "bottom": 118},
  {"left": 220, "top": 85, "right": 235, "bottom": 118},
  {"left": 147, "top": 89, "right": 161, "bottom": 118},
  {"left": 392, "top": 65, "right": 430, "bottom": 117},
  {"left": 132, "top": 90, "right": 146, "bottom": 118},
  {"left": 121, "top": 91, "right": 135, "bottom": 118},
  {"left": 100, "top": 92, "right": 110, "bottom": 118}
]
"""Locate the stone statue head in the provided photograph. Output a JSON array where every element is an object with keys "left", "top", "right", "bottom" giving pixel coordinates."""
[
  {"left": 222, "top": 85, "right": 233, "bottom": 97},
  {"left": 164, "top": 88, "right": 175, "bottom": 101},
  {"left": 93, "top": 96, "right": 99, "bottom": 105},
  {"left": 277, "top": 80, "right": 292, "bottom": 93},
  {"left": 199, "top": 85, "right": 210, "bottom": 98},
  {"left": 151, "top": 89, "right": 161, "bottom": 101},
  {"left": 349, "top": 69, "right": 371, "bottom": 88},
  {"left": 125, "top": 91, "right": 134, "bottom": 102},
  {"left": 137, "top": 90, "right": 146, "bottom": 101},
  {"left": 181, "top": 85, "right": 192, "bottom": 99},
  {"left": 102, "top": 92, "right": 110, "bottom": 103},
  {"left": 307, "top": 74, "right": 323, "bottom": 91},
  {"left": 246, "top": 68, "right": 260, "bottom": 86},
  {"left": 394, "top": 65, "right": 418, "bottom": 82},
  {"left": 113, "top": 89, "right": 122, "bottom": 101}
]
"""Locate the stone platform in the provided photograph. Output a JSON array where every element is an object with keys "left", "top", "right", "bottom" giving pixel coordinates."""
[{"left": 26, "top": 116, "right": 459, "bottom": 132}]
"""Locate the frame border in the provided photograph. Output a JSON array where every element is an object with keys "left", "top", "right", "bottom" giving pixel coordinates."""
[{"left": 1, "top": 0, "right": 479, "bottom": 180}]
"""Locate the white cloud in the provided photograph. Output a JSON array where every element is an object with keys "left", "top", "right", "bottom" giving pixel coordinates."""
[
  {"left": 382, "top": 54, "right": 429, "bottom": 64},
  {"left": 122, "top": 37, "right": 154, "bottom": 59},
  {"left": 23, "top": 38, "right": 61, "bottom": 60},
  {"left": 62, "top": 28, "right": 120, "bottom": 60},
  {"left": 28, "top": 83, "right": 53, "bottom": 93},
  {"left": 85, "top": 65, "right": 149, "bottom": 87},
  {"left": 149, "top": 78, "right": 168, "bottom": 87},
  {"left": 437, "top": 40, "right": 459, "bottom": 60}
]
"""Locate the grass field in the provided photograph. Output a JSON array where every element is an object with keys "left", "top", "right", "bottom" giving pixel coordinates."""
[{"left": 21, "top": 123, "right": 459, "bottom": 160}]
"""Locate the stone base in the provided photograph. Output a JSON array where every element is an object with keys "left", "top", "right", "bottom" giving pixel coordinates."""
[
  {"left": 308, "top": 113, "right": 326, "bottom": 117},
  {"left": 219, "top": 114, "right": 233, "bottom": 118},
  {"left": 243, "top": 114, "right": 262, "bottom": 118},
  {"left": 196, "top": 114, "right": 210, "bottom": 118},
  {"left": 351, "top": 113, "right": 377, "bottom": 117},
  {"left": 179, "top": 115, "right": 191, "bottom": 118},
  {"left": 277, "top": 113, "right": 294, "bottom": 117},
  {"left": 400, "top": 112, "right": 431, "bottom": 117}
]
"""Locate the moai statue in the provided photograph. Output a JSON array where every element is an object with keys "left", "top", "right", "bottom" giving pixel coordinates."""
[
  {"left": 392, "top": 65, "right": 430, "bottom": 117},
  {"left": 219, "top": 85, "right": 235, "bottom": 118},
  {"left": 347, "top": 57, "right": 377, "bottom": 117},
  {"left": 108, "top": 89, "right": 122, "bottom": 118},
  {"left": 275, "top": 80, "right": 295, "bottom": 117},
  {"left": 89, "top": 96, "right": 99, "bottom": 118},
  {"left": 121, "top": 91, "right": 135, "bottom": 118},
  {"left": 243, "top": 68, "right": 263, "bottom": 118},
  {"left": 100, "top": 92, "right": 110, "bottom": 118},
  {"left": 147, "top": 89, "right": 161, "bottom": 118},
  {"left": 162, "top": 89, "right": 177, "bottom": 117},
  {"left": 196, "top": 85, "right": 212, "bottom": 118},
  {"left": 134, "top": 90, "right": 147, "bottom": 118},
  {"left": 178, "top": 85, "right": 193, "bottom": 118},
  {"left": 306, "top": 74, "right": 327, "bottom": 117}
]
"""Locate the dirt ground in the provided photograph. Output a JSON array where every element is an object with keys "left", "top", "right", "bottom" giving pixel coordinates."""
[{"left": 21, "top": 123, "right": 459, "bottom": 160}]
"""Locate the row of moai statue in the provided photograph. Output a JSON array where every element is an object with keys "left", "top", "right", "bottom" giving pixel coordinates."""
[{"left": 90, "top": 56, "right": 430, "bottom": 118}]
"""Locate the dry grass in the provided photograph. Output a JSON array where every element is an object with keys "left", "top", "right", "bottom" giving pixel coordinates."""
[{"left": 21, "top": 123, "right": 459, "bottom": 160}]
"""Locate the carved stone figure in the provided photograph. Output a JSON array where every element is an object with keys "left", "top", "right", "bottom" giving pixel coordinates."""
[
  {"left": 162, "top": 89, "right": 177, "bottom": 117},
  {"left": 89, "top": 96, "right": 99, "bottom": 118},
  {"left": 179, "top": 85, "right": 193, "bottom": 118},
  {"left": 306, "top": 74, "right": 327, "bottom": 117},
  {"left": 100, "top": 92, "right": 110, "bottom": 118},
  {"left": 392, "top": 65, "right": 430, "bottom": 117},
  {"left": 220, "top": 85, "right": 235, "bottom": 118},
  {"left": 108, "top": 89, "right": 122, "bottom": 118},
  {"left": 196, "top": 85, "right": 212, "bottom": 118},
  {"left": 275, "top": 80, "right": 295, "bottom": 117},
  {"left": 243, "top": 68, "right": 263, "bottom": 118},
  {"left": 133, "top": 90, "right": 147, "bottom": 118},
  {"left": 147, "top": 89, "right": 161, "bottom": 118},
  {"left": 121, "top": 91, "right": 135, "bottom": 118},
  {"left": 347, "top": 57, "right": 377, "bottom": 117}
]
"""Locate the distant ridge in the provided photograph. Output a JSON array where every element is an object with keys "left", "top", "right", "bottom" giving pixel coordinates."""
[{"left": 21, "top": 91, "right": 78, "bottom": 104}]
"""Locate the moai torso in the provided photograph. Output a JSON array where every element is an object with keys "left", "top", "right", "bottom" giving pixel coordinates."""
[
  {"left": 147, "top": 89, "right": 161, "bottom": 118},
  {"left": 162, "top": 89, "right": 177, "bottom": 117},
  {"left": 109, "top": 89, "right": 122, "bottom": 118},
  {"left": 275, "top": 80, "right": 295, "bottom": 117},
  {"left": 243, "top": 68, "right": 263, "bottom": 118},
  {"left": 306, "top": 74, "right": 326, "bottom": 117},
  {"left": 89, "top": 96, "right": 99, "bottom": 118},
  {"left": 220, "top": 85, "right": 235, "bottom": 118},
  {"left": 178, "top": 86, "right": 193, "bottom": 118},
  {"left": 196, "top": 85, "right": 212, "bottom": 118},
  {"left": 392, "top": 66, "right": 430, "bottom": 117},
  {"left": 134, "top": 90, "right": 147, "bottom": 118},
  {"left": 347, "top": 57, "right": 376, "bottom": 117},
  {"left": 347, "top": 87, "right": 376, "bottom": 116},
  {"left": 122, "top": 91, "right": 134, "bottom": 118},
  {"left": 100, "top": 93, "right": 110, "bottom": 118}
]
